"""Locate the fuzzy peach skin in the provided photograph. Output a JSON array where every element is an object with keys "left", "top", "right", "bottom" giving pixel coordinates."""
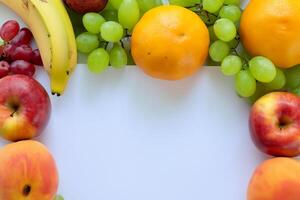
[
  {"left": 248, "top": 157, "right": 300, "bottom": 200},
  {"left": 0, "top": 140, "right": 58, "bottom": 200},
  {"left": 249, "top": 92, "right": 300, "bottom": 157}
]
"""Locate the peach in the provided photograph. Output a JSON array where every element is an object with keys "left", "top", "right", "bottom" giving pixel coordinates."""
[
  {"left": 0, "top": 140, "right": 58, "bottom": 200},
  {"left": 248, "top": 157, "right": 300, "bottom": 200}
]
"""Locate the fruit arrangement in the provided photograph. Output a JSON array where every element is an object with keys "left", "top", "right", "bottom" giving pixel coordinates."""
[{"left": 0, "top": 0, "right": 300, "bottom": 199}]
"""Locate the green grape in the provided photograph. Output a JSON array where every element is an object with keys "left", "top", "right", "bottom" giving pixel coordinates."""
[
  {"left": 209, "top": 40, "right": 230, "bottom": 62},
  {"left": 221, "top": 55, "right": 242, "bottom": 76},
  {"left": 101, "top": 9, "right": 118, "bottom": 21},
  {"left": 100, "top": 21, "right": 124, "bottom": 42},
  {"left": 214, "top": 18, "right": 237, "bottom": 42},
  {"left": 203, "top": 0, "right": 224, "bottom": 13},
  {"left": 109, "top": 44, "right": 128, "bottom": 68},
  {"left": 249, "top": 56, "right": 276, "bottom": 83},
  {"left": 137, "top": 0, "right": 162, "bottom": 13},
  {"left": 208, "top": 25, "right": 218, "bottom": 42},
  {"left": 263, "top": 68, "right": 286, "bottom": 90},
  {"left": 54, "top": 195, "right": 64, "bottom": 200},
  {"left": 235, "top": 70, "right": 256, "bottom": 97},
  {"left": 87, "top": 48, "right": 110, "bottom": 73},
  {"left": 284, "top": 65, "right": 300, "bottom": 89},
  {"left": 219, "top": 5, "right": 241, "bottom": 22},
  {"left": 110, "top": 0, "right": 123, "bottom": 9},
  {"left": 118, "top": 0, "right": 140, "bottom": 30},
  {"left": 82, "top": 13, "right": 106, "bottom": 34},
  {"left": 169, "top": 0, "right": 200, "bottom": 7},
  {"left": 224, "top": 0, "right": 240, "bottom": 5},
  {"left": 104, "top": 0, "right": 115, "bottom": 10},
  {"left": 76, "top": 32, "right": 99, "bottom": 54}
]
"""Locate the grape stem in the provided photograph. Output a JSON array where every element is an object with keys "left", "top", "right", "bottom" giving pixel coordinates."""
[
  {"left": 104, "top": 42, "right": 109, "bottom": 50},
  {"left": 124, "top": 29, "right": 132, "bottom": 38},
  {"left": 185, "top": 4, "right": 201, "bottom": 9},
  {"left": 228, "top": 32, "right": 249, "bottom": 69},
  {"left": 120, "top": 40, "right": 125, "bottom": 49},
  {"left": 232, "top": 48, "right": 249, "bottom": 69},
  {"left": 187, "top": 4, "right": 219, "bottom": 26}
]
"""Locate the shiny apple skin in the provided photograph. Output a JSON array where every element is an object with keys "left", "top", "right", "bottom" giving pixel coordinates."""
[
  {"left": 250, "top": 92, "right": 300, "bottom": 157},
  {"left": 0, "top": 75, "right": 51, "bottom": 141}
]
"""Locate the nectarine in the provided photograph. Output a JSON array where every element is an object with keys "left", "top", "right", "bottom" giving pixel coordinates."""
[
  {"left": 248, "top": 158, "right": 300, "bottom": 200},
  {"left": 0, "top": 140, "right": 59, "bottom": 200}
]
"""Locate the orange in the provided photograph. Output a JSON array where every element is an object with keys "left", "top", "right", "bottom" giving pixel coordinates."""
[
  {"left": 131, "top": 5, "right": 209, "bottom": 80},
  {"left": 240, "top": 0, "right": 300, "bottom": 68}
]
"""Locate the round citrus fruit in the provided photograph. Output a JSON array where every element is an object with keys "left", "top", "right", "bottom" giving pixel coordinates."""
[
  {"left": 240, "top": 0, "right": 300, "bottom": 68},
  {"left": 131, "top": 5, "right": 209, "bottom": 80}
]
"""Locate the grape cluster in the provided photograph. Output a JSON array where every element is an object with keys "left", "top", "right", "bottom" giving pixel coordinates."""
[
  {"left": 0, "top": 20, "right": 43, "bottom": 78},
  {"left": 76, "top": 0, "right": 300, "bottom": 101},
  {"left": 182, "top": 0, "right": 292, "bottom": 101},
  {"left": 76, "top": 0, "right": 162, "bottom": 74}
]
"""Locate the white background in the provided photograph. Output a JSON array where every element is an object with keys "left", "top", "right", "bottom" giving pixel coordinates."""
[{"left": 0, "top": 1, "right": 271, "bottom": 199}]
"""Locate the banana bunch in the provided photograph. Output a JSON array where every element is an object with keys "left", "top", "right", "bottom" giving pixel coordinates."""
[{"left": 0, "top": 0, "right": 77, "bottom": 96}]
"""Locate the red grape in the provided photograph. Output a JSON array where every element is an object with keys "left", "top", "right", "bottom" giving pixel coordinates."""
[
  {"left": 11, "top": 44, "right": 33, "bottom": 62},
  {"left": 10, "top": 27, "right": 33, "bottom": 46},
  {"left": 0, "top": 61, "right": 10, "bottom": 78},
  {"left": 31, "top": 49, "right": 43, "bottom": 66},
  {"left": 0, "top": 20, "right": 20, "bottom": 42},
  {"left": 10, "top": 60, "right": 35, "bottom": 77},
  {"left": 2, "top": 44, "right": 17, "bottom": 61}
]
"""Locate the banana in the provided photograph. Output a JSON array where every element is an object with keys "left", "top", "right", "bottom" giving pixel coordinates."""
[{"left": 0, "top": 0, "right": 77, "bottom": 96}]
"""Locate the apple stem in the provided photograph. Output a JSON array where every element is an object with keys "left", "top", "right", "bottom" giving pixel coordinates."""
[
  {"left": 10, "top": 110, "right": 17, "bottom": 117},
  {"left": 8, "top": 103, "right": 19, "bottom": 117}
]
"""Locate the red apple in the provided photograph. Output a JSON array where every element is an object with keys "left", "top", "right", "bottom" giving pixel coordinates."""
[
  {"left": 0, "top": 75, "right": 51, "bottom": 141},
  {"left": 64, "top": 0, "right": 108, "bottom": 14},
  {"left": 249, "top": 92, "right": 300, "bottom": 157}
]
